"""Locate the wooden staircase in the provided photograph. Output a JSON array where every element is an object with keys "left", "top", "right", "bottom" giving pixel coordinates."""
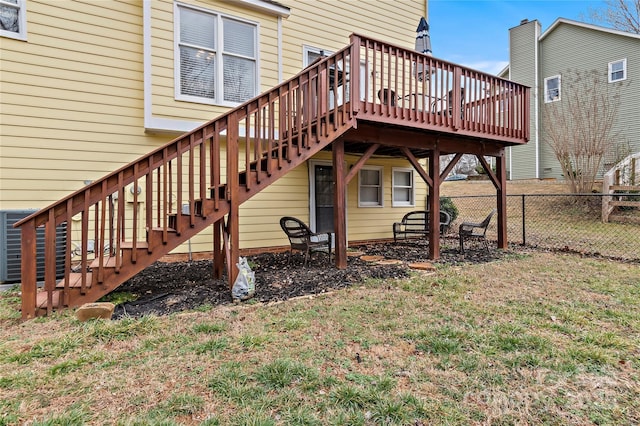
[
  {"left": 602, "top": 153, "right": 640, "bottom": 223},
  {"left": 15, "top": 44, "right": 358, "bottom": 319},
  {"left": 14, "top": 33, "right": 532, "bottom": 319}
]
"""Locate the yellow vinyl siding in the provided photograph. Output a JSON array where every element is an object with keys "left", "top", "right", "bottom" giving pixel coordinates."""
[
  {"left": 0, "top": 0, "right": 149, "bottom": 210},
  {"left": 279, "top": 0, "right": 423, "bottom": 79}
]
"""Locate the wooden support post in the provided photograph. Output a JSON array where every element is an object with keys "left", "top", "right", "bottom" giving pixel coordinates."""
[
  {"left": 332, "top": 138, "right": 347, "bottom": 269},
  {"left": 227, "top": 113, "right": 240, "bottom": 288},
  {"left": 428, "top": 149, "right": 440, "bottom": 260},
  {"left": 21, "top": 221, "right": 37, "bottom": 319},
  {"left": 213, "top": 218, "right": 224, "bottom": 280},
  {"left": 496, "top": 153, "right": 508, "bottom": 249}
]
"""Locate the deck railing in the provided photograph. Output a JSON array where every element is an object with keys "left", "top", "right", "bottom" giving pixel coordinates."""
[
  {"left": 352, "top": 34, "right": 529, "bottom": 144},
  {"left": 14, "top": 33, "right": 529, "bottom": 318}
]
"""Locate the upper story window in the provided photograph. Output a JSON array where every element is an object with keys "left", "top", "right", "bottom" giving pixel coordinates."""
[
  {"left": 608, "top": 59, "right": 627, "bottom": 83},
  {"left": 544, "top": 75, "right": 561, "bottom": 103},
  {"left": 0, "top": 0, "right": 27, "bottom": 40},
  {"left": 359, "top": 166, "right": 383, "bottom": 207},
  {"left": 303, "top": 46, "right": 331, "bottom": 67},
  {"left": 175, "top": 3, "right": 258, "bottom": 106},
  {"left": 392, "top": 168, "right": 415, "bottom": 207}
]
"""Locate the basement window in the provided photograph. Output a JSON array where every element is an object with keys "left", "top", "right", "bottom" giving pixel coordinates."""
[
  {"left": 359, "top": 166, "right": 383, "bottom": 207},
  {"left": 392, "top": 168, "right": 415, "bottom": 207}
]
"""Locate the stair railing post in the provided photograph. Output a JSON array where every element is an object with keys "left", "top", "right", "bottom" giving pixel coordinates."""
[
  {"left": 226, "top": 110, "right": 241, "bottom": 287},
  {"left": 20, "top": 219, "right": 37, "bottom": 319},
  {"left": 349, "top": 34, "right": 361, "bottom": 118}
]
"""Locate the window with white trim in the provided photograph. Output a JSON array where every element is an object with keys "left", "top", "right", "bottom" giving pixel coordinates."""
[
  {"left": 0, "top": 0, "right": 27, "bottom": 40},
  {"left": 608, "top": 59, "right": 626, "bottom": 83},
  {"left": 544, "top": 75, "right": 561, "bottom": 103},
  {"left": 175, "top": 3, "right": 257, "bottom": 105},
  {"left": 303, "top": 45, "right": 331, "bottom": 67},
  {"left": 392, "top": 168, "right": 415, "bottom": 207},
  {"left": 358, "top": 166, "right": 383, "bottom": 207}
]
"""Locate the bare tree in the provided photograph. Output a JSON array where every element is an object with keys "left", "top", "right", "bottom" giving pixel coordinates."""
[
  {"left": 541, "top": 69, "right": 623, "bottom": 193},
  {"left": 588, "top": 0, "right": 640, "bottom": 33}
]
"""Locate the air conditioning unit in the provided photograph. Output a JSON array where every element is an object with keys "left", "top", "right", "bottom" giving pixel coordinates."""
[{"left": 0, "top": 210, "right": 67, "bottom": 284}]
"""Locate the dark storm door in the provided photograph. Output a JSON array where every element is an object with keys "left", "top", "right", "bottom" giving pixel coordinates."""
[{"left": 313, "top": 163, "right": 334, "bottom": 235}]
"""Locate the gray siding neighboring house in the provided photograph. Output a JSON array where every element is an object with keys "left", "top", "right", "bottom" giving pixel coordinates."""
[{"left": 501, "top": 18, "right": 640, "bottom": 180}]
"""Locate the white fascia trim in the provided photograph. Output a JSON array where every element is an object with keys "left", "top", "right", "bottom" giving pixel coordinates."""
[
  {"left": 540, "top": 18, "right": 640, "bottom": 41},
  {"left": 233, "top": 0, "right": 290, "bottom": 17}
]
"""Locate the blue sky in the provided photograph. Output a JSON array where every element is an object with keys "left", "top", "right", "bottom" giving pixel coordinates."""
[{"left": 427, "top": 0, "right": 610, "bottom": 74}]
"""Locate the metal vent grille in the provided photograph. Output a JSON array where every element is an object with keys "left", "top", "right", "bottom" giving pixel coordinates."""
[{"left": 0, "top": 210, "right": 67, "bottom": 283}]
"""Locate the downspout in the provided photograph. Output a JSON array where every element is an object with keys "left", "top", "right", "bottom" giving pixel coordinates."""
[
  {"left": 143, "top": 0, "right": 152, "bottom": 130},
  {"left": 534, "top": 23, "right": 540, "bottom": 179},
  {"left": 278, "top": 16, "right": 283, "bottom": 82},
  {"left": 425, "top": 0, "right": 428, "bottom": 20}
]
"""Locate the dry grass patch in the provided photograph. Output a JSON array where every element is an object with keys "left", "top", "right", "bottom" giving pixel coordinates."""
[{"left": 1, "top": 251, "right": 639, "bottom": 425}]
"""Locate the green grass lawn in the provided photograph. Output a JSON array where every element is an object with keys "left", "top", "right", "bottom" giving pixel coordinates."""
[{"left": 1, "top": 251, "right": 639, "bottom": 425}]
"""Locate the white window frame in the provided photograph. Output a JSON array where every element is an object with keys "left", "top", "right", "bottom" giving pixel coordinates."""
[
  {"left": 392, "top": 168, "right": 415, "bottom": 207},
  {"left": 358, "top": 166, "right": 384, "bottom": 207},
  {"left": 0, "top": 0, "right": 27, "bottom": 41},
  {"left": 544, "top": 75, "right": 561, "bottom": 103},
  {"left": 303, "top": 45, "right": 332, "bottom": 67},
  {"left": 174, "top": 2, "right": 259, "bottom": 107},
  {"left": 608, "top": 58, "right": 627, "bottom": 83}
]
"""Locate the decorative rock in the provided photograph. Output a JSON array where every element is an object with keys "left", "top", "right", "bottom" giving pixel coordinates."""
[
  {"left": 408, "top": 262, "right": 437, "bottom": 271},
  {"left": 360, "top": 255, "right": 384, "bottom": 262},
  {"left": 75, "top": 302, "right": 115, "bottom": 321}
]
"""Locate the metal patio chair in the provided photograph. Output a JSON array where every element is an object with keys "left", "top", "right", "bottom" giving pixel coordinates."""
[{"left": 458, "top": 209, "right": 496, "bottom": 254}]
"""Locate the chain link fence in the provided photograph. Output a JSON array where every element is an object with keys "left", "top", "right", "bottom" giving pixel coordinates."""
[{"left": 442, "top": 194, "right": 640, "bottom": 261}]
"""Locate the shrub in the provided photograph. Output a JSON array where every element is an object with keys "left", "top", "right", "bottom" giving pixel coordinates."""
[{"left": 440, "top": 197, "right": 459, "bottom": 223}]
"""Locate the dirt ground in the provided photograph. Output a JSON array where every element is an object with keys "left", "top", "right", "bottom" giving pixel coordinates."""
[{"left": 113, "top": 239, "right": 507, "bottom": 319}]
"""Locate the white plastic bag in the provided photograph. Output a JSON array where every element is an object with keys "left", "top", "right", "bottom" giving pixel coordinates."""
[{"left": 232, "top": 257, "right": 255, "bottom": 301}]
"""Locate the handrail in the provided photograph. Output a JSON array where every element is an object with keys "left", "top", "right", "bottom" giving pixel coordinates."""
[{"left": 352, "top": 33, "right": 530, "bottom": 143}]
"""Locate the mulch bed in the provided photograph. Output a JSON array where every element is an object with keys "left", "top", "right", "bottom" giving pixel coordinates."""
[{"left": 112, "top": 240, "right": 506, "bottom": 319}]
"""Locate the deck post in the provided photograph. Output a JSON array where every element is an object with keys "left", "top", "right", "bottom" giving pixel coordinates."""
[
  {"left": 333, "top": 138, "right": 347, "bottom": 269},
  {"left": 20, "top": 220, "right": 37, "bottom": 319},
  {"left": 428, "top": 149, "right": 441, "bottom": 259},
  {"left": 496, "top": 152, "right": 508, "bottom": 249},
  {"left": 213, "top": 218, "right": 224, "bottom": 279}
]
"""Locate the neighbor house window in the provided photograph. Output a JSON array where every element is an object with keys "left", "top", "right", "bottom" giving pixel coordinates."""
[
  {"left": 0, "top": 0, "right": 27, "bottom": 40},
  {"left": 175, "top": 3, "right": 257, "bottom": 105},
  {"left": 392, "top": 168, "right": 414, "bottom": 207},
  {"left": 608, "top": 59, "right": 626, "bottom": 82},
  {"left": 544, "top": 75, "right": 561, "bottom": 103},
  {"left": 359, "top": 166, "right": 383, "bottom": 207}
]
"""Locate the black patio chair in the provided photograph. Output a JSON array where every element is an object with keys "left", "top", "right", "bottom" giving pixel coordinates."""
[
  {"left": 458, "top": 209, "right": 496, "bottom": 254},
  {"left": 279, "top": 216, "right": 332, "bottom": 266}
]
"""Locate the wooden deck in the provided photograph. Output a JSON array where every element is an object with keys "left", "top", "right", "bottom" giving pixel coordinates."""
[{"left": 14, "top": 34, "right": 529, "bottom": 318}]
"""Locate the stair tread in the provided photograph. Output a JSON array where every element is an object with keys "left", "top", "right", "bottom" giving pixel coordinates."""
[
  {"left": 56, "top": 272, "right": 93, "bottom": 289},
  {"left": 90, "top": 256, "right": 119, "bottom": 269},
  {"left": 36, "top": 290, "right": 61, "bottom": 309},
  {"left": 120, "top": 241, "right": 149, "bottom": 249}
]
